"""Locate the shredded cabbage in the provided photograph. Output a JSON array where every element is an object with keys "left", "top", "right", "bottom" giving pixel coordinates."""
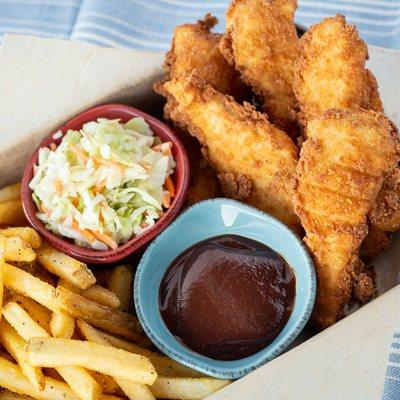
[{"left": 30, "top": 117, "right": 176, "bottom": 250}]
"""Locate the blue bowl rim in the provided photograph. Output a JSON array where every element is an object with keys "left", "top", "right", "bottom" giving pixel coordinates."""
[{"left": 134, "top": 198, "right": 316, "bottom": 379}]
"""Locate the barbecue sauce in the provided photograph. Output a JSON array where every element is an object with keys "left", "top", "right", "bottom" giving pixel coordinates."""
[{"left": 159, "top": 235, "right": 296, "bottom": 360}]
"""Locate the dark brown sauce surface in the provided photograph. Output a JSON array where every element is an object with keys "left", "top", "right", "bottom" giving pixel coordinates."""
[{"left": 159, "top": 234, "right": 296, "bottom": 360}]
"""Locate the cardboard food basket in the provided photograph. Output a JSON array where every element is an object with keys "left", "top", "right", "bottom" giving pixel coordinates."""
[{"left": 1, "top": 34, "right": 400, "bottom": 400}]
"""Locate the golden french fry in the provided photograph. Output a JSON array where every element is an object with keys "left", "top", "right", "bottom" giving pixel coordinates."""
[
  {"left": 0, "top": 389, "right": 35, "bottom": 399},
  {"left": 3, "top": 264, "right": 59, "bottom": 312},
  {"left": 77, "top": 320, "right": 202, "bottom": 378},
  {"left": 2, "top": 302, "right": 49, "bottom": 342},
  {"left": 116, "top": 379, "right": 155, "bottom": 400},
  {"left": 26, "top": 337, "right": 157, "bottom": 385},
  {"left": 91, "top": 372, "right": 122, "bottom": 395},
  {"left": 150, "top": 377, "right": 231, "bottom": 400},
  {"left": 0, "top": 227, "right": 41, "bottom": 249},
  {"left": 37, "top": 245, "right": 96, "bottom": 290},
  {"left": 0, "top": 183, "right": 21, "bottom": 203},
  {"left": 55, "top": 366, "right": 101, "bottom": 400},
  {"left": 0, "top": 356, "right": 82, "bottom": 400},
  {"left": 3, "top": 236, "right": 36, "bottom": 263},
  {"left": 30, "top": 264, "right": 55, "bottom": 287},
  {"left": 59, "top": 279, "right": 120, "bottom": 308},
  {"left": 57, "top": 286, "right": 140, "bottom": 341},
  {"left": 8, "top": 295, "right": 51, "bottom": 332},
  {"left": 75, "top": 320, "right": 154, "bottom": 400},
  {"left": 97, "top": 326, "right": 152, "bottom": 349},
  {"left": 0, "top": 200, "right": 25, "bottom": 226},
  {"left": 50, "top": 311, "right": 75, "bottom": 339},
  {"left": 80, "top": 285, "right": 121, "bottom": 308},
  {"left": 107, "top": 265, "right": 133, "bottom": 312},
  {"left": 3, "top": 302, "right": 101, "bottom": 400},
  {"left": 0, "top": 320, "right": 45, "bottom": 391},
  {"left": 0, "top": 236, "right": 5, "bottom": 319}
]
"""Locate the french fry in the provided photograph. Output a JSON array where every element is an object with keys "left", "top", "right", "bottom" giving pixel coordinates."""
[
  {"left": 150, "top": 377, "right": 231, "bottom": 400},
  {"left": 29, "top": 264, "right": 55, "bottom": 287},
  {"left": 75, "top": 320, "right": 155, "bottom": 400},
  {"left": 0, "top": 356, "right": 83, "bottom": 400},
  {"left": 26, "top": 338, "right": 157, "bottom": 384},
  {"left": 90, "top": 372, "right": 122, "bottom": 395},
  {"left": 3, "top": 302, "right": 101, "bottom": 400},
  {"left": 3, "top": 236, "right": 36, "bottom": 263},
  {"left": 107, "top": 265, "right": 133, "bottom": 312},
  {"left": 96, "top": 325, "right": 152, "bottom": 349},
  {"left": 50, "top": 311, "right": 75, "bottom": 339},
  {"left": 0, "top": 227, "right": 41, "bottom": 249},
  {"left": 59, "top": 279, "right": 120, "bottom": 309},
  {"left": 9, "top": 295, "right": 51, "bottom": 332},
  {"left": 0, "top": 236, "right": 5, "bottom": 319},
  {"left": 0, "top": 200, "right": 25, "bottom": 225},
  {"left": 0, "top": 183, "right": 21, "bottom": 203},
  {"left": 56, "top": 286, "right": 140, "bottom": 341},
  {"left": 3, "top": 264, "right": 59, "bottom": 313},
  {"left": 37, "top": 245, "right": 96, "bottom": 290},
  {"left": 80, "top": 285, "right": 121, "bottom": 308},
  {"left": 77, "top": 320, "right": 202, "bottom": 378},
  {"left": 55, "top": 366, "right": 101, "bottom": 400},
  {"left": 2, "top": 302, "right": 49, "bottom": 342},
  {"left": 0, "top": 389, "right": 35, "bottom": 399},
  {"left": 0, "top": 320, "right": 45, "bottom": 391},
  {"left": 116, "top": 379, "right": 155, "bottom": 400}
]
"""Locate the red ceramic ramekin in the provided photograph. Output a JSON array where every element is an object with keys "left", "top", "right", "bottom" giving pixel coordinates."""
[{"left": 21, "top": 104, "right": 189, "bottom": 264}]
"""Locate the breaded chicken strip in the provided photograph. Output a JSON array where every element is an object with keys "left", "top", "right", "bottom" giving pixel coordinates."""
[
  {"left": 293, "top": 14, "right": 399, "bottom": 259},
  {"left": 154, "top": 14, "right": 250, "bottom": 205},
  {"left": 155, "top": 13, "right": 248, "bottom": 114},
  {"left": 162, "top": 72, "right": 300, "bottom": 230},
  {"left": 220, "top": 0, "right": 300, "bottom": 135},
  {"left": 294, "top": 14, "right": 382, "bottom": 126},
  {"left": 295, "top": 109, "right": 400, "bottom": 327}
]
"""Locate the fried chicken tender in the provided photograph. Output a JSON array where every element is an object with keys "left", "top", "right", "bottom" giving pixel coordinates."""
[
  {"left": 295, "top": 109, "right": 400, "bottom": 327},
  {"left": 162, "top": 72, "right": 300, "bottom": 230},
  {"left": 154, "top": 14, "right": 250, "bottom": 205},
  {"left": 293, "top": 14, "right": 400, "bottom": 258},
  {"left": 220, "top": 0, "right": 300, "bottom": 135},
  {"left": 294, "top": 14, "right": 382, "bottom": 127},
  {"left": 156, "top": 13, "right": 248, "bottom": 109}
]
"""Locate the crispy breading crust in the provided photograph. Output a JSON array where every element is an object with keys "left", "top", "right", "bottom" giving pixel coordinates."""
[
  {"left": 153, "top": 14, "right": 246, "bottom": 204},
  {"left": 218, "top": 173, "right": 252, "bottom": 201},
  {"left": 163, "top": 72, "right": 301, "bottom": 230},
  {"left": 220, "top": 0, "right": 300, "bottom": 136},
  {"left": 293, "top": 13, "right": 400, "bottom": 260},
  {"left": 369, "top": 165, "right": 400, "bottom": 232},
  {"left": 295, "top": 108, "right": 400, "bottom": 328},
  {"left": 294, "top": 14, "right": 382, "bottom": 126},
  {"left": 158, "top": 13, "right": 248, "bottom": 104}
]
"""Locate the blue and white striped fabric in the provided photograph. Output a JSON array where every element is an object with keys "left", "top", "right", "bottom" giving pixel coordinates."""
[
  {"left": 382, "top": 329, "right": 400, "bottom": 399},
  {"left": 1, "top": 1, "right": 400, "bottom": 399},
  {"left": 0, "top": 0, "right": 400, "bottom": 51}
]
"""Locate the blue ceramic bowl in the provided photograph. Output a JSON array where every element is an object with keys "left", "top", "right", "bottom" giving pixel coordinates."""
[{"left": 134, "top": 198, "right": 316, "bottom": 379}]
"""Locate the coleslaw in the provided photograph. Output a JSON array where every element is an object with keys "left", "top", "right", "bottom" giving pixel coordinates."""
[{"left": 29, "top": 117, "right": 176, "bottom": 250}]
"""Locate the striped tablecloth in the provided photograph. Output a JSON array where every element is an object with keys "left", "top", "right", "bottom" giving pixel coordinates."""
[
  {"left": 1, "top": 1, "right": 400, "bottom": 399},
  {"left": 0, "top": 0, "right": 399, "bottom": 51}
]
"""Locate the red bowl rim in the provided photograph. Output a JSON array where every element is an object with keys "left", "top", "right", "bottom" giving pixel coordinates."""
[{"left": 21, "top": 103, "right": 190, "bottom": 264}]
